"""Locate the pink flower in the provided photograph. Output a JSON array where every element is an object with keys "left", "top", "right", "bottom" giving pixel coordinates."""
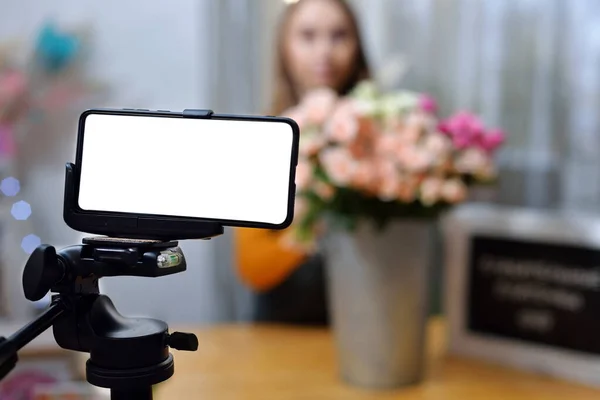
[
  {"left": 419, "top": 94, "right": 438, "bottom": 114},
  {"left": 325, "top": 99, "right": 359, "bottom": 144},
  {"left": 295, "top": 159, "right": 313, "bottom": 191},
  {"left": 0, "top": 71, "right": 27, "bottom": 101},
  {"left": 301, "top": 87, "right": 338, "bottom": 126},
  {"left": 0, "top": 125, "right": 16, "bottom": 157},
  {"left": 438, "top": 111, "right": 484, "bottom": 149},
  {"left": 441, "top": 179, "right": 467, "bottom": 203},
  {"left": 420, "top": 177, "right": 444, "bottom": 205},
  {"left": 319, "top": 148, "right": 357, "bottom": 186},
  {"left": 479, "top": 128, "right": 505, "bottom": 153}
]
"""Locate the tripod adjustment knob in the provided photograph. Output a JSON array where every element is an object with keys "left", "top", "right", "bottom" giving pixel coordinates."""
[
  {"left": 23, "top": 245, "right": 65, "bottom": 302},
  {"left": 167, "top": 332, "right": 198, "bottom": 351}
]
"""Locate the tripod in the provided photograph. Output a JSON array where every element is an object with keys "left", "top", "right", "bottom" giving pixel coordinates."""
[{"left": 0, "top": 233, "right": 221, "bottom": 399}]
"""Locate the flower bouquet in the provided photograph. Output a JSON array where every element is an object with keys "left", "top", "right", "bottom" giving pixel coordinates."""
[
  {"left": 284, "top": 81, "right": 505, "bottom": 388},
  {"left": 283, "top": 81, "right": 505, "bottom": 250}
]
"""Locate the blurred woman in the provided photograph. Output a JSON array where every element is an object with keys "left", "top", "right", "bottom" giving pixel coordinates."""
[{"left": 234, "top": 0, "right": 370, "bottom": 325}]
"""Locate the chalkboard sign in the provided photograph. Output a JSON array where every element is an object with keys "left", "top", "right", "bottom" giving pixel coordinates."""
[{"left": 468, "top": 235, "right": 600, "bottom": 354}]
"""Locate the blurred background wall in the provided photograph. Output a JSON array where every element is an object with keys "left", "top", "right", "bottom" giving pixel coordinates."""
[
  {"left": 1, "top": 0, "right": 600, "bottom": 323},
  {"left": 0, "top": 0, "right": 219, "bottom": 323}
]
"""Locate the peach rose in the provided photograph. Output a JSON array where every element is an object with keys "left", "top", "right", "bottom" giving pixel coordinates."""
[
  {"left": 283, "top": 106, "right": 307, "bottom": 130},
  {"left": 352, "top": 160, "right": 376, "bottom": 190},
  {"left": 420, "top": 177, "right": 444, "bottom": 205},
  {"left": 423, "top": 133, "right": 451, "bottom": 158},
  {"left": 376, "top": 159, "right": 400, "bottom": 201},
  {"left": 441, "top": 179, "right": 467, "bottom": 203},
  {"left": 295, "top": 159, "right": 313, "bottom": 191},
  {"left": 402, "top": 112, "right": 426, "bottom": 143},
  {"left": 314, "top": 181, "right": 335, "bottom": 200},
  {"left": 398, "top": 176, "right": 418, "bottom": 202},
  {"left": 398, "top": 146, "right": 432, "bottom": 172},
  {"left": 319, "top": 148, "right": 357, "bottom": 186},
  {"left": 325, "top": 100, "right": 359, "bottom": 144},
  {"left": 301, "top": 87, "right": 338, "bottom": 126},
  {"left": 299, "top": 131, "right": 326, "bottom": 157},
  {"left": 455, "top": 148, "right": 489, "bottom": 174},
  {"left": 378, "top": 176, "right": 400, "bottom": 201},
  {"left": 376, "top": 158, "right": 397, "bottom": 179},
  {"left": 376, "top": 133, "right": 402, "bottom": 156}
]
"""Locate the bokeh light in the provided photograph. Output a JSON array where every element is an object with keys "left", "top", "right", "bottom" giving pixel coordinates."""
[
  {"left": 21, "top": 234, "right": 41, "bottom": 254},
  {"left": 11, "top": 200, "right": 32, "bottom": 220},
  {"left": 1, "top": 177, "right": 20, "bottom": 197}
]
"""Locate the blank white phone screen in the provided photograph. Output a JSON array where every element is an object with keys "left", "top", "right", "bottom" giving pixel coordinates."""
[{"left": 78, "top": 113, "right": 295, "bottom": 225}]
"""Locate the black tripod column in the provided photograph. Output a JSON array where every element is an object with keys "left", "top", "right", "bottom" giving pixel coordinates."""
[
  {"left": 111, "top": 387, "right": 153, "bottom": 400},
  {"left": 110, "top": 387, "right": 152, "bottom": 400}
]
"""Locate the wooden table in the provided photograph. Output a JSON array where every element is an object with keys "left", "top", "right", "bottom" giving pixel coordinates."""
[{"left": 156, "top": 319, "right": 600, "bottom": 399}]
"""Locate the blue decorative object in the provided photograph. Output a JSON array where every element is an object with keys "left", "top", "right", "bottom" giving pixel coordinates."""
[
  {"left": 34, "top": 22, "right": 80, "bottom": 72},
  {"left": 11, "top": 200, "right": 31, "bottom": 220},
  {"left": 21, "top": 234, "right": 41, "bottom": 255},
  {"left": 0, "top": 177, "right": 20, "bottom": 196}
]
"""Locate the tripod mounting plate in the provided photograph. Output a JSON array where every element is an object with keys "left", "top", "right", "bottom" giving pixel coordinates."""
[{"left": 82, "top": 236, "right": 179, "bottom": 248}]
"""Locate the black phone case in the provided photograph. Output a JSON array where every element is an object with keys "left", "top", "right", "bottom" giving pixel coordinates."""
[{"left": 64, "top": 108, "right": 300, "bottom": 240}]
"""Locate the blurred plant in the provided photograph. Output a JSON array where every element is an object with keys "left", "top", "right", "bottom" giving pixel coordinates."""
[
  {"left": 0, "top": 21, "right": 106, "bottom": 255},
  {"left": 0, "top": 21, "right": 104, "bottom": 161},
  {"left": 283, "top": 81, "right": 505, "bottom": 250}
]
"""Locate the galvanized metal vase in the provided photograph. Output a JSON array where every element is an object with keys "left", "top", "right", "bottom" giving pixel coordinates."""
[{"left": 324, "top": 219, "right": 435, "bottom": 389}]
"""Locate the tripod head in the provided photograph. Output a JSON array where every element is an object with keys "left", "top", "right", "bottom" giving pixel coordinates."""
[
  {"left": 0, "top": 235, "right": 218, "bottom": 399},
  {"left": 0, "top": 106, "right": 300, "bottom": 398}
]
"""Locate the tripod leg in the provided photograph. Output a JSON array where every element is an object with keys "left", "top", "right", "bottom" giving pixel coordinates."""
[{"left": 111, "top": 386, "right": 153, "bottom": 400}]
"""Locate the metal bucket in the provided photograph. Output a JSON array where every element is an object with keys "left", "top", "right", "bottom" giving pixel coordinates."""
[{"left": 324, "top": 219, "right": 434, "bottom": 388}]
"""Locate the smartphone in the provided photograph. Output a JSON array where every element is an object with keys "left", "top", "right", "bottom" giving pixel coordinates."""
[{"left": 64, "top": 108, "right": 300, "bottom": 239}]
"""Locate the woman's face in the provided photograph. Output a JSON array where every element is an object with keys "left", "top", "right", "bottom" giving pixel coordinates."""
[{"left": 284, "top": 0, "right": 359, "bottom": 96}]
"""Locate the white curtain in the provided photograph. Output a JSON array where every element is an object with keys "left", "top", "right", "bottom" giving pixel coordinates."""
[
  {"left": 204, "top": 0, "right": 283, "bottom": 321},
  {"left": 349, "top": 0, "right": 600, "bottom": 211}
]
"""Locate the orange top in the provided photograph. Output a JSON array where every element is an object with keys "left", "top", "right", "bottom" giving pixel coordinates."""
[{"left": 234, "top": 228, "right": 307, "bottom": 292}]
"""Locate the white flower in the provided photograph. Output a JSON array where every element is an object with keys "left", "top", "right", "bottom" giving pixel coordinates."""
[
  {"left": 441, "top": 179, "right": 467, "bottom": 203},
  {"left": 420, "top": 177, "right": 443, "bottom": 206},
  {"left": 352, "top": 80, "right": 379, "bottom": 101},
  {"left": 377, "top": 92, "right": 416, "bottom": 121}
]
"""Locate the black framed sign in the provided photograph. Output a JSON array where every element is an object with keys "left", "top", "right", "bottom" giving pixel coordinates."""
[
  {"left": 467, "top": 235, "right": 600, "bottom": 355},
  {"left": 443, "top": 205, "right": 600, "bottom": 388}
]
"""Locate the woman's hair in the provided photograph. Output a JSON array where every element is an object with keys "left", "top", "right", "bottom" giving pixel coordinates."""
[{"left": 271, "top": 0, "right": 371, "bottom": 115}]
